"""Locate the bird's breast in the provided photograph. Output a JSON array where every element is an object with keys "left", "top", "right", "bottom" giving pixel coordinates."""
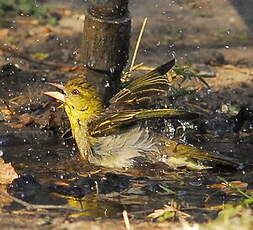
[{"left": 90, "top": 126, "right": 160, "bottom": 168}]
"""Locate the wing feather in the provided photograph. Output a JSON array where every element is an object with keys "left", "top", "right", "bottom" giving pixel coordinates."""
[
  {"left": 110, "top": 59, "right": 175, "bottom": 104},
  {"left": 89, "top": 108, "right": 198, "bottom": 137},
  {"left": 88, "top": 59, "right": 198, "bottom": 137}
]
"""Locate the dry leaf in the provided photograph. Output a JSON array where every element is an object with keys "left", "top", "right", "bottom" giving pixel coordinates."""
[
  {"left": 31, "top": 52, "right": 49, "bottom": 60},
  {"left": 7, "top": 113, "right": 34, "bottom": 128},
  {"left": 9, "top": 95, "right": 27, "bottom": 105},
  {"left": 56, "top": 9, "right": 72, "bottom": 16},
  {"left": 40, "top": 26, "right": 52, "bottom": 33},
  {"left": 27, "top": 26, "right": 52, "bottom": 37},
  {"left": 59, "top": 65, "right": 85, "bottom": 72},
  {"left": 35, "top": 110, "right": 61, "bottom": 129},
  {"left": 54, "top": 181, "right": 69, "bottom": 186},
  {"left": 0, "top": 158, "right": 18, "bottom": 184},
  {"left": 0, "top": 29, "right": 9, "bottom": 40},
  {"left": 19, "top": 113, "right": 34, "bottom": 125},
  {"left": 0, "top": 185, "right": 13, "bottom": 208},
  {"left": 208, "top": 181, "right": 248, "bottom": 194},
  {"left": 147, "top": 200, "right": 190, "bottom": 220},
  {"left": 0, "top": 107, "right": 15, "bottom": 122},
  {"left": 0, "top": 108, "right": 14, "bottom": 116},
  {"left": 16, "top": 19, "right": 39, "bottom": 25}
]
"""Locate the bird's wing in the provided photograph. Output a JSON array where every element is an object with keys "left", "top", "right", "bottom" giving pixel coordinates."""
[
  {"left": 89, "top": 108, "right": 198, "bottom": 137},
  {"left": 109, "top": 59, "right": 175, "bottom": 105}
]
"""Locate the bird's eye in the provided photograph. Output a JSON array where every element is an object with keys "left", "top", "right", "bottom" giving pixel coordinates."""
[{"left": 71, "top": 89, "right": 80, "bottom": 95}]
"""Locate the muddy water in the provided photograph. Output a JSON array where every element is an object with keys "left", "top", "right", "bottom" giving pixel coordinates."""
[{"left": 1, "top": 126, "right": 252, "bottom": 222}]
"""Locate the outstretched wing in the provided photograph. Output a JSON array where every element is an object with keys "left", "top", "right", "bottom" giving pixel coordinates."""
[
  {"left": 88, "top": 59, "right": 197, "bottom": 137},
  {"left": 110, "top": 59, "right": 175, "bottom": 105},
  {"left": 89, "top": 108, "right": 198, "bottom": 137}
]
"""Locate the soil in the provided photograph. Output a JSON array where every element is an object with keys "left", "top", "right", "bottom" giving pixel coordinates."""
[{"left": 0, "top": 0, "right": 253, "bottom": 229}]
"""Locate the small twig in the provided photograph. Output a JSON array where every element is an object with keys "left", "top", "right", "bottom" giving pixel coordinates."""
[
  {"left": 0, "top": 192, "right": 85, "bottom": 212},
  {"left": 131, "top": 62, "right": 144, "bottom": 71},
  {"left": 197, "top": 77, "right": 211, "bottom": 88},
  {"left": 185, "top": 103, "right": 212, "bottom": 114},
  {"left": 95, "top": 180, "right": 99, "bottom": 195},
  {"left": 122, "top": 210, "right": 131, "bottom": 230},
  {"left": 129, "top": 17, "right": 148, "bottom": 74},
  {"left": 212, "top": 63, "right": 252, "bottom": 75}
]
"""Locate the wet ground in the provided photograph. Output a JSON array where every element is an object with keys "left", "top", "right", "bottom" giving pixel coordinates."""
[{"left": 0, "top": 0, "right": 253, "bottom": 229}]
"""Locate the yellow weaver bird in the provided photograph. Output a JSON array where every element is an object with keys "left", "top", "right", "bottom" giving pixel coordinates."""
[{"left": 45, "top": 59, "right": 239, "bottom": 170}]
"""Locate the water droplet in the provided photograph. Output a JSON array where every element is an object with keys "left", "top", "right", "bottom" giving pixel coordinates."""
[
  {"left": 109, "top": 67, "right": 115, "bottom": 73},
  {"left": 189, "top": 178, "right": 202, "bottom": 186},
  {"left": 104, "top": 81, "right": 110, "bottom": 88},
  {"left": 177, "top": 190, "right": 187, "bottom": 196}
]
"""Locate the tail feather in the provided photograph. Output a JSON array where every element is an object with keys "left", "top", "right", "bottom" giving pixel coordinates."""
[{"left": 160, "top": 139, "right": 240, "bottom": 169}]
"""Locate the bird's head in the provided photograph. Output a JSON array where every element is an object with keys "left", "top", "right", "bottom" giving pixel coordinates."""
[{"left": 45, "top": 78, "right": 103, "bottom": 123}]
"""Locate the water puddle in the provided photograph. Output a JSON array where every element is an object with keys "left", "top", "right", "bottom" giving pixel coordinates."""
[{"left": 1, "top": 129, "right": 252, "bottom": 222}]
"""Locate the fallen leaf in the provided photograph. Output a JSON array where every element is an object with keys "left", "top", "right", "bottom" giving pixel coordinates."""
[
  {"left": 9, "top": 95, "right": 28, "bottom": 106},
  {"left": 27, "top": 26, "right": 52, "bottom": 37},
  {"left": 221, "top": 104, "right": 229, "bottom": 113},
  {"left": 7, "top": 113, "right": 34, "bottom": 128},
  {"left": 54, "top": 181, "right": 69, "bottom": 186},
  {"left": 16, "top": 19, "right": 39, "bottom": 25},
  {"left": 31, "top": 52, "right": 49, "bottom": 60},
  {"left": 40, "top": 26, "right": 52, "bottom": 33},
  {"left": 0, "top": 158, "right": 18, "bottom": 185},
  {"left": 19, "top": 113, "right": 34, "bottom": 125},
  {"left": 56, "top": 9, "right": 72, "bottom": 16},
  {"left": 59, "top": 65, "right": 85, "bottom": 72},
  {"left": 208, "top": 181, "right": 248, "bottom": 194},
  {"left": 0, "top": 29, "right": 9, "bottom": 40},
  {"left": 147, "top": 200, "right": 190, "bottom": 221},
  {"left": 34, "top": 106, "right": 66, "bottom": 129},
  {"left": 0, "top": 185, "right": 13, "bottom": 209},
  {"left": 0, "top": 107, "right": 15, "bottom": 121},
  {"left": 0, "top": 108, "right": 14, "bottom": 116}
]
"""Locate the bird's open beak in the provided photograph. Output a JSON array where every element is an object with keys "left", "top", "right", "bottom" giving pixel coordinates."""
[{"left": 44, "top": 83, "right": 66, "bottom": 103}]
